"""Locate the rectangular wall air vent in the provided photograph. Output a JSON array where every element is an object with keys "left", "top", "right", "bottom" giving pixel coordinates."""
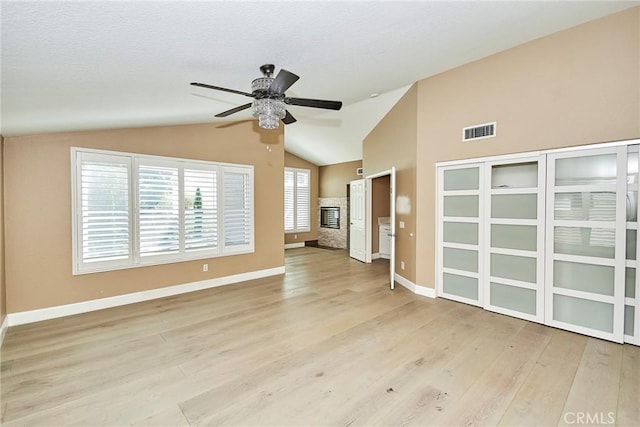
[{"left": 462, "top": 122, "right": 496, "bottom": 142}]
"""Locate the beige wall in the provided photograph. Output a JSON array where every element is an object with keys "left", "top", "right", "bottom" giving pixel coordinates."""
[
  {"left": 415, "top": 7, "right": 640, "bottom": 288},
  {"left": 319, "top": 160, "right": 362, "bottom": 198},
  {"left": 4, "top": 122, "right": 285, "bottom": 313},
  {"left": 0, "top": 136, "right": 5, "bottom": 325},
  {"left": 284, "top": 151, "right": 319, "bottom": 245},
  {"left": 363, "top": 85, "right": 418, "bottom": 283}
]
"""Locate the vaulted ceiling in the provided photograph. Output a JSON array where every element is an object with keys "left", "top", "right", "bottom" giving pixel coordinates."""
[{"left": 2, "top": 1, "right": 637, "bottom": 165}]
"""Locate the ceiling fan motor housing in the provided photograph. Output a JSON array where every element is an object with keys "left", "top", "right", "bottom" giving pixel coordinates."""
[{"left": 259, "top": 64, "right": 275, "bottom": 77}]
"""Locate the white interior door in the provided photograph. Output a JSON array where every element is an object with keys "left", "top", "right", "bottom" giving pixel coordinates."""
[
  {"left": 349, "top": 179, "right": 367, "bottom": 262},
  {"left": 437, "top": 163, "right": 484, "bottom": 307},
  {"left": 545, "top": 146, "right": 627, "bottom": 343}
]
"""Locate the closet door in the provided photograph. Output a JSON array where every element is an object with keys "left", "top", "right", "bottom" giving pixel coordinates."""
[
  {"left": 545, "top": 146, "right": 627, "bottom": 343},
  {"left": 437, "top": 164, "right": 483, "bottom": 307},
  {"left": 483, "top": 157, "right": 545, "bottom": 323},
  {"left": 624, "top": 145, "right": 640, "bottom": 345}
]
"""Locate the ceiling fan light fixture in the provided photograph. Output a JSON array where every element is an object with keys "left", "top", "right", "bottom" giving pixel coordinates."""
[
  {"left": 191, "top": 64, "right": 341, "bottom": 129},
  {"left": 251, "top": 77, "right": 286, "bottom": 129}
]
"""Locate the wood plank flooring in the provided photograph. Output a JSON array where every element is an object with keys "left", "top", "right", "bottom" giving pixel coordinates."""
[{"left": 1, "top": 247, "right": 638, "bottom": 426}]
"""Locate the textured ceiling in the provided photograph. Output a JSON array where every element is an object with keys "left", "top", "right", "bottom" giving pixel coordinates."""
[{"left": 1, "top": 1, "right": 637, "bottom": 165}]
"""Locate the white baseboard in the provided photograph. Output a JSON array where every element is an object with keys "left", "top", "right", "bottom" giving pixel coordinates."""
[
  {"left": 7, "top": 266, "right": 285, "bottom": 327},
  {"left": 284, "top": 242, "right": 305, "bottom": 249},
  {"left": 371, "top": 252, "right": 380, "bottom": 260},
  {"left": 394, "top": 273, "right": 436, "bottom": 298},
  {"left": 0, "top": 315, "right": 8, "bottom": 347}
]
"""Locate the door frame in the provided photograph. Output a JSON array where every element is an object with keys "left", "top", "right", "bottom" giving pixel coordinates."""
[{"left": 366, "top": 167, "right": 396, "bottom": 289}]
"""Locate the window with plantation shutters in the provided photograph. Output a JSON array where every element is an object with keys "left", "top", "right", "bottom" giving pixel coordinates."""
[
  {"left": 223, "top": 167, "right": 253, "bottom": 252},
  {"left": 72, "top": 148, "right": 254, "bottom": 274},
  {"left": 184, "top": 168, "right": 217, "bottom": 252},
  {"left": 284, "top": 167, "right": 311, "bottom": 233},
  {"left": 138, "top": 162, "right": 180, "bottom": 258},
  {"left": 75, "top": 152, "right": 132, "bottom": 271}
]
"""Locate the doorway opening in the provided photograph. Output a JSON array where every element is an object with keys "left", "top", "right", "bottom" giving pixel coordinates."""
[{"left": 349, "top": 167, "right": 396, "bottom": 289}]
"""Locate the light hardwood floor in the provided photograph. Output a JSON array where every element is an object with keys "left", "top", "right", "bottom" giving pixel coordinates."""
[{"left": 1, "top": 247, "right": 639, "bottom": 426}]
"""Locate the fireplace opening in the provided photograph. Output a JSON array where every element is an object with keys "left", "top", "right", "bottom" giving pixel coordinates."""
[{"left": 320, "top": 207, "right": 340, "bottom": 229}]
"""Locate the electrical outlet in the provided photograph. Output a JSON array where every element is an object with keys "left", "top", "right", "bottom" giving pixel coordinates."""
[
  {"left": 202, "top": 264, "right": 208, "bottom": 272},
  {"left": 399, "top": 221, "right": 405, "bottom": 229},
  {"left": 401, "top": 261, "right": 405, "bottom": 270},
  {"left": 294, "top": 234, "right": 297, "bottom": 239}
]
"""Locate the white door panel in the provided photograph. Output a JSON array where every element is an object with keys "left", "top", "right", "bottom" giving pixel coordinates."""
[{"left": 350, "top": 179, "right": 367, "bottom": 262}]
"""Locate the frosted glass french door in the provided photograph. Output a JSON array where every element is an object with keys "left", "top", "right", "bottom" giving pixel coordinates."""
[
  {"left": 545, "top": 146, "right": 627, "bottom": 343},
  {"left": 624, "top": 145, "right": 640, "bottom": 345},
  {"left": 483, "top": 157, "right": 545, "bottom": 323},
  {"left": 437, "top": 164, "right": 483, "bottom": 307}
]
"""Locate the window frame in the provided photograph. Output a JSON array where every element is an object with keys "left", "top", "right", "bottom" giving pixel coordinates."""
[
  {"left": 71, "top": 147, "right": 254, "bottom": 275},
  {"left": 284, "top": 167, "right": 311, "bottom": 234}
]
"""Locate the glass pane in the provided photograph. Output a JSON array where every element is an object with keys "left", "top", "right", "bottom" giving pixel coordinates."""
[
  {"left": 224, "top": 171, "right": 252, "bottom": 247},
  {"left": 444, "top": 167, "right": 479, "bottom": 191},
  {"left": 491, "top": 194, "right": 537, "bottom": 219},
  {"left": 184, "top": 169, "right": 218, "bottom": 251},
  {"left": 491, "top": 162, "right": 538, "bottom": 189},
  {"left": 443, "top": 195, "right": 479, "bottom": 217},
  {"left": 443, "top": 273, "right": 478, "bottom": 300},
  {"left": 624, "top": 305, "right": 635, "bottom": 336},
  {"left": 490, "top": 282, "right": 537, "bottom": 315},
  {"left": 139, "top": 165, "right": 180, "bottom": 256},
  {"left": 81, "top": 160, "right": 130, "bottom": 262},
  {"left": 555, "top": 154, "right": 617, "bottom": 186},
  {"left": 491, "top": 224, "right": 537, "bottom": 251},
  {"left": 491, "top": 253, "right": 536, "bottom": 283},
  {"left": 553, "top": 294, "right": 614, "bottom": 333},
  {"left": 627, "top": 229, "right": 637, "bottom": 260},
  {"left": 443, "top": 247, "right": 478, "bottom": 273},
  {"left": 626, "top": 191, "right": 637, "bottom": 222},
  {"left": 554, "top": 260, "right": 614, "bottom": 296},
  {"left": 284, "top": 170, "right": 294, "bottom": 231},
  {"left": 554, "top": 192, "right": 616, "bottom": 221},
  {"left": 443, "top": 222, "right": 478, "bottom": 245},
  {"left": 626, "top": 268, "right": 636, "bottom": 298},
  {"left": 554, "top": 227, "right": 615, "bottom": 258}
]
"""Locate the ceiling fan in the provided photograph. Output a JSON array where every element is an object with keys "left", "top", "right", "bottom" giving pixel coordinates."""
[{"left": 191, "top": 64, "right": 342, "bottom": 130}]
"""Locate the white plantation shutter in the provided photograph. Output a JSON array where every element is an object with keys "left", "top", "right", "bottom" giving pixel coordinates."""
[
  {"left": 284, "top": 169, "right": 295, "bottom": 231},
  {"left": 184, "top": 168, "right": 217, "bottom": 251},
  {"left": 296, "top": 170, "right": 310, "bottom": 231},
  {"left": 284, "top": 167, "right": 310, "bottom": 233},
  {"left": 222, "top": 166, "right": 253, "bottom": 252},
  {"left": 72, "top": 148, "right": 254, "bottom": 274},
  {"left": 137, "top": 162, "right": 180, "bottom": 258},
  {"left": 75, "top": 152, "right": 132, "bottom": 272}
]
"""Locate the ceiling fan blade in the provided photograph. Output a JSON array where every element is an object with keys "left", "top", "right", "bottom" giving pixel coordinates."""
[
  {"left": 190, "top": 82, "right": 253, "bottom": 98},
  {"left": 269, "top": 69, "right": 300, "bottom": 95},
  {"left": 282, "top": 110, "right": 297, "bottom": 125},
  {"left": 215, "top": 103, "right": 253, "bottom": 117},
  {"left": 285, "top": 97, "right": 342, "bottom": 110}
]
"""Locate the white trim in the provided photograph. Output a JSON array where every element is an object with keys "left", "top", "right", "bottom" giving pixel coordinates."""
[
  {"left": 284, "top": 242, "right": 305, "bottom": 249},
  {"left": 371, "top": 252, "right": 381, "bottom": 260},
  {"left": 543, "top": 138, "right": 640, "bottom": 155},
  {"left": 7, "top": 266, "right": 285, "bottom": 327},
  {"left": 437, "top": 150, "right": 542, "bottom": 168},
  {"left": 394, "top": 273, "right": 436, "bottom": 298},
  {"left": 0, "top": 315, "right": 8, "bottom": 347},
  {"left": 435, "top": 138, "right": 640, "bottom": 169}
]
